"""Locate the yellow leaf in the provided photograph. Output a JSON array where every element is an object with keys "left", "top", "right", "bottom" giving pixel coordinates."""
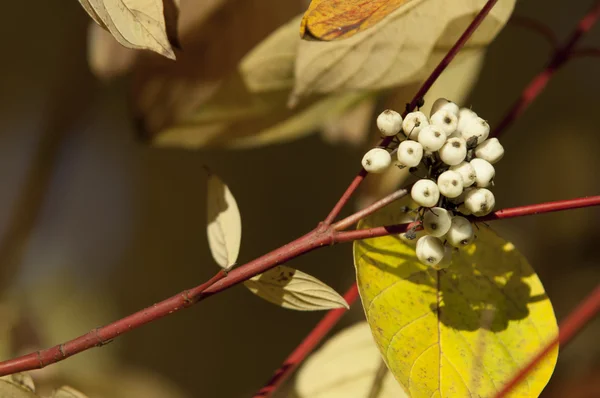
[
  {"left": 292, "top": 0, "right": 515, "bottom": 103},
  {"left": 52, "top": 386, "right": 89, "bottom": 398},
  {"left": 0, "top": 375, "right": 37, "bottom": 398},
  {"left": 78, "top": 0, "right": 176, "bottom": 59},
  {"left": 300, "top": 0, "right": 416, "bottom": 41},
  {"left": 295, "top": 322, "right": 408, "bottom": 397},
  {"left": 207, "top": 173, "right": 242, "bottom": 269},
  {"left": 244, "top": 266, "right": 348, "bottom": 311},
  {"left": 353, "top": 201, "right": 558, "bottom": 397}
]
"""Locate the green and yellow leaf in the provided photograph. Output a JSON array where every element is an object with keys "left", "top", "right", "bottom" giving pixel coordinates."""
[{"left": 353, "top": 201, "right": 558, "bottom": 397}]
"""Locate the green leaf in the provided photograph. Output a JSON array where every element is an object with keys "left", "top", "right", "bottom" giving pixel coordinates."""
[{"left": 353, "top": 201, "right": 558, "bottom": 397}]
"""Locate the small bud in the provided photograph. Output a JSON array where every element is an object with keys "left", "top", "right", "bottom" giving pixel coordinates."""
[
  {"left": 438, "top": 137, "right": 467, "bottom": 166},
  {"left": 361, "top": 148, "right": 392, "bottom": 173},
  {"left": 377, "top": 109, "right": 403, "bottom": 136},
  {"left": 397, "top": 140, "right": 424, "bottom": 167},
  {"left": 430, "top": 98, "right": 459, "bottom": 117},
  {"left": 437, "top": 170, "right": 464, "bottom": 198},
  {"left": 464, "top": 188, "right": 495, "bottom": 216},
  {"left": 430, "top": 109, "right": 458, "bottom": 135},
  {"left": 400, "top": 228, "right": 426, "bottom": 246},
  {"left": 446, "top": 216, "right": 474, "bottom": 247},
  {"left": 457, "top": 108, "right": 478, "bottom": 133},
  {"left": 470, "top": 158, "right": 495, "bottom": 187},
  {"left": 423, "top": 207, "right": 452, "bottom": 237},
  {"left": 402, "top": 111, "right": 429, "bottom": 140},
  {"left": 461, "top": 117, "right": 490, "bottom": 145},
  {"left": 411, "top": 179, "right": 440, "bottom": 207},
  {"left": 475, "top": 137, "right": 504, "bottom": 164},
  {"left": 450, "top": 161, "right": 476, "bottom": 187},
  {"left": 416, "top": 235, "right": 445, "bottom": 266},
  {"left": 418, "top": 125, "right": 447, "bottom": 152}
]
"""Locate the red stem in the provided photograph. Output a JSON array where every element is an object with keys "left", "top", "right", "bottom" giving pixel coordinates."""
[
  {"left": 494, "top": 284, "right": 600, "bottom": 398},
  {"left": 492, "top": 0, "right": 600, "bottom": 138},
  {"left": 322, "top": 0, "right": 499, "bottom": 226},
  {"left": 0, "top": 195, "right": 597, "bottom": 376},
  {"left": 253, "top": 284, "right": 360, "bottom": 398}
]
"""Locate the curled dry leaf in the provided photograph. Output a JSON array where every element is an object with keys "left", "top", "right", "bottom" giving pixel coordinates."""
[
  {"left": 300, "top": 0, "right": 417, "bottom": 40},
  {"left": 207, "top": 172, "right": 242, "bottom": 269},
  {"left": 353, "top": 200, "right": 558, "bottom": 397},
  {"left": 291, "top": 0, "right": 515, "bottom": 103},
  {"left": 77, "top": 0, "right": 177, "bottom": 59},
  {"left": 51, "top": 386, "right": 89, "bottom": 398},
  {"left": 244, "top": 266, "right": 348, "bottom": 311},
  {"left": 0, "top": 374, "right": 38, "bottom": 398},
  {"left": 295, "top": 322, "right": 407, "bottom": 397}
]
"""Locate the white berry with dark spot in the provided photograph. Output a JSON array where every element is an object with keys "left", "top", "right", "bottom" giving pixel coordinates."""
[
  {"left": 411, "top": 179, "right": 440, "bottom": 207},
  {"left": 377, "top": 109, "right": 403, "bottom": 136},
  {"left": 361, "top": 148, "right": 391, "bottom": 173},
  {"left": 464, "top": 188, "right": 495, "bottom": 216},
  {"left": 437, "top": 170, "right": 464, "bottom": 198},
  {"left": 430, "top": 109, "right": 458, "bottom": 135},
  {"left": 461, "top": 117, "right": 490, "bottom": 145},
  {"left": 423, "top": 207, "right": 452, "bottom": 237},
  {"left": 402, "top": 111, "right": 429, "bottom": 140},
  {"left": 397, "top": 140, "right": 424, "bottom": 167},
  {"left": 470, "top": 158, "right": 495, "bottom": 187},
  {"left": 416, "top": 235, "right": 445, "bottom": 266},
  {"left": 439, "top": 137, "right": 467, "bottom": 166},
  {"left": 475, "top": 137, "right": 504, "bottom": 164},
  {"left": 418, "top": 125, "right": 447, "bottom": 151},
  {"left": 450, "top": 161, "right": 476, "bottom": 187},
  {"left": 446, "top": 216, "right": 474, "bottom": 247},
  {"left": 431, "top": 98, "right": 459, "bottom": 117}
]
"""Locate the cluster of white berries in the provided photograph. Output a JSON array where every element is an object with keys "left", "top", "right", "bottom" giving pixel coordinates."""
[{"left": 361, "top": 98, "right": 505, "bottom": 268}]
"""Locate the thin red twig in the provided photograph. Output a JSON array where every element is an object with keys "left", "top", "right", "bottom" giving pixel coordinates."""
[
  {"left": 333, "top": 188, "right": 408, "bottom": 231},
  {"left": 322, "top": 0, "right": 499, "bottom": 226},
  {"left": 494, "top": 284, "right": 600, "bottom": 398},
  {"left": 509, "top": 15, "right": 559, "bottom": 48},
  {"left": 492, "top": 0, "right": 600, "bottom": 138},
  {"left": 1, "top": 195, "right": 597, "bottom": 377},
  {"left": 253, "top": 284, "right": 360, "bottom": 398}
]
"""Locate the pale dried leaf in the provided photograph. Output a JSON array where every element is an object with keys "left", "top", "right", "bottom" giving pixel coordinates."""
[
  {"left": 0, "top": 375, "right": 38, "bottom": 398},
  {"left": 239, "top": 15, "right": 302, "bottom": 92},
  {"left": 87, "top": 22, "right": 138, "bottom": 80},
  {"left": 78, "top": 0, "right": 176, "bottom": 59},
  {"left": 291, "top": 0, "right": 515, "bottom": 103},
  {"left": 0, "top": 374, "right": 35, "bottom": 393},
  {"left": 244, "top": 266, "right": 348, "bottom": 311},
  {"left": 321, "top": 97, "right": 376, "bottom": 146},
  {"left": 295, "top": 322, "right": 407, "bottom": 397},
  {"left": 52, "top": 386, "right": 89, "bottom": 398},
  {"left": 207, "top": 173, "right": 241, "bottom": 269}
]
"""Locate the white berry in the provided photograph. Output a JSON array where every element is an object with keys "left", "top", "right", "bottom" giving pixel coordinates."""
[
  {"left": 446, "top": 216, "right": 474, "bottom": 247},
  {"left": 416, "top": 235, "right": 446, "bottom": 266},
  {"left": 377, "top": 109, "right": 403, "bottom": 136},
  {"left": 430, "top": 98, "right": 459, "bottom": 117},
  {"left": 461, "top": 117, "right": 490, "bottom": 145},
  {"left": 475, "top": 137, "right": 504, "bottom": 164},
  {"left": 450, "top": 161, "right": 476, "bottom": 187},
  {"left": 423, "top": 207, "right": 452, "bottom": 237},
  {"left": 464, "top": 188, "right": 495, "bottom": 216},
  {"left": 457, "top": 108, "right": 478, "bottom": 133},
  {"left": 436, "top": 245, "right": 453, "bottom": 270},
  {"left": 470, "top": 158, "right": 495, "bottom": 187},
  {"left": 397, "top": 140, "right": 424, "bottom": 167},
  {"left": 430, "top": 109, "right": 458, "bottom": 135},
  {"left": 437, "top": 170, "right": 464, "bottom": 198},
  {"left": 402, "top": 111, "right": 429, "bottom": 140},
  {"left": 411, "top": 179, "right": 440, "bottom": 207},
  {"left": 361, "top": 148, "right": 392, "bottom": 173},
  {"left": 438, "top": 137, "right": 467, "bottom": 166},
  {"left": 418, "top": 125, "right": 447, "bottom": 151}
]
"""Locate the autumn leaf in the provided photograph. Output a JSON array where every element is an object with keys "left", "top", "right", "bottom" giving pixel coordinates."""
[
  {"left": 295, "top": 322, "right": 407, "bottom": 397},
  {"left": 0, "top": 374, "right": 37, "bottom": 398},
  {"left": 244, "top": 266, "right": 348, "bottom": 311},
  {"left": 291, "top": 0, "right": 515, "bottom": 103},
  {"left": 353, "top": 201, "right": 558, "bottom": 397},
  {"left": 77, "top": 0, "right": 177, "bottom": 59},
  {"left": 300, "top": 0, "right": 419, "bottom": 41},
  {"left": 206, "top": 172, "right": 241, "bottom": 269},
  {"left": 51, "top": 386, "right": 89, "bottom": 398}
]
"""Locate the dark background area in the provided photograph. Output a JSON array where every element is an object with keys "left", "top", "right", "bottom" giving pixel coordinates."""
[{"left": 0, "top": 1, "right": 598, "bottom": 397}]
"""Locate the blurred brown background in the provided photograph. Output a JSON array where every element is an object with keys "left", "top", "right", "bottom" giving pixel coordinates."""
[{"left": 0, "top": 1, "right": 599, "bottom": 397}]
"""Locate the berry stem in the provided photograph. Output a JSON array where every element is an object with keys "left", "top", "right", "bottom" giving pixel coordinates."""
[
  {"left": 333, "top": 188, "right": 409, "bottom": 231},
  {"left": 253, "top": 284, "right": 360, "bottom": 398},
  {"left": 493, "top": 284, "right": 600, "bottom": 398},
  {"left": 322, "top": 0, "right": 500, "bottom": 226},
  {"left": 492, "top": 0, "right": 600, "bottom": 138}
]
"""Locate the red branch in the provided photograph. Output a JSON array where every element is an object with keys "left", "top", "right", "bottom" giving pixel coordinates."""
[
  {"left": 0, "top": 195, "right": 597, "bottom": 377},
  {"left": 253, "top": 284, "right": 360, "bottom": 397},
  {"left": 492, "top": 0, "right": 600, "bottom": 138},
  {"left": 494, "top": 284, "right": 600, "bottom": 398},
  {"left": 322, "top": 0, "right": 499, "bottom": 226}
]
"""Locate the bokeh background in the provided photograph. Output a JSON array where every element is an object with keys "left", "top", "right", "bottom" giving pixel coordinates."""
[{"left": 0, "top": 0, "right": 599, "bottom": 397}]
